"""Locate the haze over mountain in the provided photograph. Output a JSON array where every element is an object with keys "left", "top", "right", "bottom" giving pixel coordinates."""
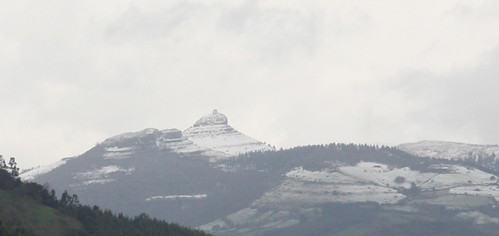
[
  {"left": 22, "top": 111, "right": 499, "bottom": 235},
  {"left": 3, "top": 0, "right": 499, "bottom": 169}
]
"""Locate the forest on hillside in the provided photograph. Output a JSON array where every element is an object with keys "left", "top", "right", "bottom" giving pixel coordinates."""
[{"left": 0, "top": 165, "right": 210, "bottom": 236}]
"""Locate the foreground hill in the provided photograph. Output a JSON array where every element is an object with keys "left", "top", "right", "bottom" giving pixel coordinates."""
[
  {"left": 0, "top": 169, "right": 210, "bottom": 236},
  {"left": 21, "top": 111, "right": 499, "bottom": 235}
]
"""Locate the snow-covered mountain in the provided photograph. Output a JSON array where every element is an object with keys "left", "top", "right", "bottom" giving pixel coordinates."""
[
  {"left": 201, "top": 152, "right": 499, "bottom": 235},
  {"left": 22, "top": 110, "right": 273, "bottom": 181},
  {"left": 184, "top": 110, "right": 274, "bottom": 160},
  {"left": 19, "top": 115, "right": 499, "bottom": 235}
]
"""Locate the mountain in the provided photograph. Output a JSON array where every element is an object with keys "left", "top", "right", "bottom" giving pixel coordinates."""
[
  {"left": 21, "top": 110, "right": 275, "bottom": 226},
  {"left": 21, "top": 112, "right": 499, "bottom": 235},
  {"left": 398, "top": 140, "right": 499, "bottom": 172},
  {"left": 199, "top": 145, "right": 499, "bottom": 235},
  {"left": 0, "top": 169, "right": 210, "bottom": 236},
  {"left": 184, "top": 110, "right": 274, "bottom": 160}
]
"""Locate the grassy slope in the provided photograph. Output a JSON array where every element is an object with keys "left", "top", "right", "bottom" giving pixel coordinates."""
[{"left": 0, "top": 189, "right": 82, "bottom": 235}]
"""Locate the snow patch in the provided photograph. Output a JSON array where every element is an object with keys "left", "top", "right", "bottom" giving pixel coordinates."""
[
  {"left": 103, "top": 146, "right": 135, "bottom": 160},
  {"left": 75, "top": 166, "right": 134, "bottom": 180},
  {"left": 420, "top": 164, "right": 497, "bottom": 189},
  {"left": 450, "top": 185, "right": 499, "bottom": 198},
  {"left": 456, "top": 211, "right": 499, "bottom": 224},
  {"left": 338, "top": 162, "right": 435, "bottom": 189},
  {"left": 145, "top": 194, "right": 207, "bottom": 201},
  {"left": 20, "top": 158, "right": 71, "bottom": 181}
]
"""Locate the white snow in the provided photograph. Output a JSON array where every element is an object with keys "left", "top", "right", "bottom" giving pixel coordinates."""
[
  {"left": 20, "top": 158, "right": 71, "bottom": 181},
  {"left": 82, "top": 179, "right": 116, "bottom": 185},
  {"left": 75, "top": 165, "right": 135, "bottom": 180},
  {"left": 200, "top": 207, "right": 300, "bottom": 234},
  {"left": 398, "top": 140, "right": 499, "bottom": 160},
  {"left": 450, "top": 185, "right": 499, "bottom": 198},
  {"left": 255, "top": 179, "right": 404, "bottom": 206},
  {"left": 285, "top": 167, "right": 360, "bottom": 184},
  {"left": 145, "top": 194, "right": 207, "bottom": 201},
  {"left": 338, "top": 162, "right": 436, "bottom": 189},
  {"left": 420, "top": 164, "right": 497, "bottom": 189},
  {"left": 182, "top": 110, "right": 274, "bottom": 160},
  {"left": 261, "top": 162, "right": 499, "bottom": 208},
  {"left": 102, "top": 128, "right": 158, "bottom": 145},
  {"left": 106, "top": 146, "right": 134, "bottom": 152},
  {"left": 456, "top": 211, "right": 499, "bottom": 224},
  {"left": 103, "top": 146, "right": 135, "bottom": 159},
  {"left": 184, "top": 124, "right": 274, "bottom": 159},
  {"left": 193, "top": 109, "right": 228, "bottom": 127},
  {"left": 156, "top": 136, "right": 209, "bottom": 154}
]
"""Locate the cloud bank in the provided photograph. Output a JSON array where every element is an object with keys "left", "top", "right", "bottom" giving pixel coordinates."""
[{"left": 1, "top": 0, "right": 499, "bottom": 168}]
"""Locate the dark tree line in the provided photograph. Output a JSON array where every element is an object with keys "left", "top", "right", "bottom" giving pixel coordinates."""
[
  {"left": 0, "top": 155, "right": 19, "bottom": 177},
  {"left": 0, "top": 167, "right": 210, "bottom": 236}
]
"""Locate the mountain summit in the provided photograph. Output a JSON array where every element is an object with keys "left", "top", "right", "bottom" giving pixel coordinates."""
[
  {"left": 184, "top": 110, "right": 274, "bottom": 159},
  {"left": 193, "top": 109, "right": 228, "bottom": 127},
  {"left": 21, "top": 110, "right": 273, "bottom": 180}
]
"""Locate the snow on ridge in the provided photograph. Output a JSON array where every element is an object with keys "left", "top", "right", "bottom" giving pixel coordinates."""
[
  {"left": 102, "top": 128, "right": 159, "bottom": 145},
  {"left": 20, "top": 158, "right": 72, "bottom": 181},
  {"left": 184, "top": 125, "right": 274, "bottom": 158},
  {"left": 398, "top": 140, "right": 499, "bottom": 160},
  {"left": 193, "top": 109, "right": 228, "bottom": 127},
  {"left": 183, "top": 110, "right": 275, "bottom": 158},
  {"left": 145, "top": 194, "right": 207, "bottom": 201}
]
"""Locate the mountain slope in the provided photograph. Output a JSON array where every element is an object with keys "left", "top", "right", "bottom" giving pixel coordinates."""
[
  {"left": 20, "top": 110, "right": 275, "bottom": 226},
  {"left": 398, "top": 140, "right": 499, "bottom": 172},
  {"left": 199, "top": 145, "right": 499, "bottom": 235},
  {"left": 0, "top": 169, "right": 210, "bottom": 236},
  {"left": 19, "top": 112, "right": 499, "bottom": 235},
  {"left": 398, "top": 141, "right": 499, "bottom": 160},
  {"left": 184, "top": 110, "right": 274, "bottom": 160}
]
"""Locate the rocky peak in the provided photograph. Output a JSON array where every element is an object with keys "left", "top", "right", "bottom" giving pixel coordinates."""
[{"left": 193, "top": 109, "right": 228, "bottom": 127}]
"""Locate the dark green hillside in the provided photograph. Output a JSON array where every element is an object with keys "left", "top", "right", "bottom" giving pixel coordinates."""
[{"left": 0, "top": 169, "right": 210, "bottom": 236}]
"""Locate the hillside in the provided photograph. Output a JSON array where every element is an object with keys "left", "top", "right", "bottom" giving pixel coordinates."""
[
  {"left": 0, "top": 169, "right": 210, "bottom": 236},
  {"left": 20, "top": 111, "right": 499, "bottom": 235},
  {"left": 398, "top": 141, "right": 499, "bottom": 172}
]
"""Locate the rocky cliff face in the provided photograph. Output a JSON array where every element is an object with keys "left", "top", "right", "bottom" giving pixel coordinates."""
[{"left": 184, "top": 110, "right": 274, "bottom": 160}]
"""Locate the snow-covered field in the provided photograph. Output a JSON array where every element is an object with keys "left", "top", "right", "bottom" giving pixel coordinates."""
[
  {"left": 421, "top": 164, "right": 497, "bottom": 189},
  {"left": 257, "top": 162, "right": 499, "bottom": 208},
  {"left": 338, "top": 162, "right": 436, "bottom": 189}
]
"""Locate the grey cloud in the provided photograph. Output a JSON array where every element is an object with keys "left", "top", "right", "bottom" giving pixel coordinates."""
[
  {"left": 2, "top": 0, "right": 499, "bottom": 168},
  {"left": 388, "top": 47, "right": 499, "bottom": 143}
]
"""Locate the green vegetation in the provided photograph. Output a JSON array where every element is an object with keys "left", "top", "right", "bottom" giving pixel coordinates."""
[{"left": 0, "top": 169, "right": 210, "bottom": 236}]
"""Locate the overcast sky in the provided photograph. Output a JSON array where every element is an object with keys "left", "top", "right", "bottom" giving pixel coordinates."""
[{"left": 2, "top": 0, "right": 499, "bottom": 168}]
